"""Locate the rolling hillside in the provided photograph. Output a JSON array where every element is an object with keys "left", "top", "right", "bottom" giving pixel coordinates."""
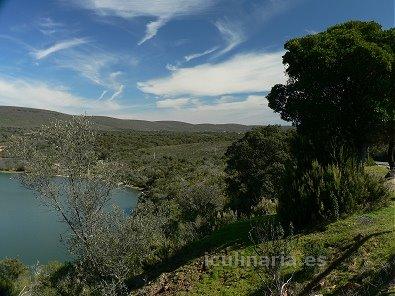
[
  {"left": 0, "top": 106, "right": 257, "bottom": 132},
  {"left": 0, "top": 106, "right": 260, "bottom": 132}
]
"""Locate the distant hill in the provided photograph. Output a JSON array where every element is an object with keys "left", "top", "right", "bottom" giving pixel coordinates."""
[{"left": 0, "top": 106, "right": 258, "bottom": 132}]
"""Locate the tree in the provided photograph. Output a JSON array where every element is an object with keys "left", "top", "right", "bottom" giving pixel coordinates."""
[
  {"left": 10, "top": 117, "right": 168, "bottom": 295},
  {"left": 225, "top": 126, "right": 292, "bottom": 215},
  {"left": 267, "top": 21, "right": 394, "bottom": 170}
]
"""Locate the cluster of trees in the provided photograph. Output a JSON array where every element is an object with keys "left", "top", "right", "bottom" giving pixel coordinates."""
[
  {"left": 223, "top": 21, "right": 393, "bottom": 294},
  {"left": 226, "top": 21, "right": 393, "bottom": 229}
]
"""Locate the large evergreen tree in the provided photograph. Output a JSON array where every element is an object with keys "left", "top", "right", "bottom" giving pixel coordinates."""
[{"left": 267, "top": 21, "right": 394, "bottom": 174}]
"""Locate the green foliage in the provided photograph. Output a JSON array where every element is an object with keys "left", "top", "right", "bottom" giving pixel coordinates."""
[
  {"left": 0, "top": 259, "right": 28, "bottom": 296},
  {"left": 0, "top": 279, "right": 13, "bottom": 296},
  {"left": 175, "top": 179, "right": 227, "bottom": 234},
  {"left": 267, "top": 21, "right": 394, "bottom": 164},
  {"left": 365, "top": 165, "right": 390, "bottom": 179},
  {"left": 278, "top": 159, "right": 391, "bottom": 230},
  {"left": 225, "top": 126, "right": 292, "bottom": 215},
  {"left": 369, "top": 143, "right": 389, "bottom": 162},
  {"left": 0, "top": 259, "right": 27, "bottom": 282},
  {"left": 102, "top": 132, "right": 238, "bottom": 257}
]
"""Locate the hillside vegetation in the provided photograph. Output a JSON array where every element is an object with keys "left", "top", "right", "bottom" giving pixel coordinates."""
[
  {"left": 0, "top": 106, "right": 256, "bottom": 132},
  {"left": 135, "top": 199, "right": 395, "bottom": 296}
]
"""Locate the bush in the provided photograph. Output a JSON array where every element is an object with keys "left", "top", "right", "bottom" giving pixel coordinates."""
[
  {"left": 0, "top": 279, "right": 13, "bottom": 296},
  {"left": 0, "top": 259, "right": 28, "bottom": 296},
  {"left": 176, "top": 179, "right": 227, "bottom": 235},
  {"left": 278, "top": 159, "right": 391, "bottom": 230},
  {"left": 225, "top": 126, "right": 292, "bottom": 215}
]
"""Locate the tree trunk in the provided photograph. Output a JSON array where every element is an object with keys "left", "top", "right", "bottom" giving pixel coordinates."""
[
  {"left": 357, "top": 143, "right": 368, "bottom": 166},
  {"left": 387, "top": 137, "right": 395, "bottom": 179},
  {"left": 386, "top": 117, "right": 395, "bottom": 179}
]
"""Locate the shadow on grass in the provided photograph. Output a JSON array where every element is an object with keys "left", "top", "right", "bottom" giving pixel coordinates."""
[
  {"left": 248, "top": 230, "right": 393, "bottom": 296},
  {"left": 128, "top": 215, "right": 275, "bottom": 290},
  {"left": 299, "top": 230, "right": 393, "bottom": 296},
  {"left": 330, "top": 254, "right": 395, "bottom": 296}
]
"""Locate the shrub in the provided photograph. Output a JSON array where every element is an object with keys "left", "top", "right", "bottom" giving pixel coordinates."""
[
  {"left": 225, "top": 126, "right": 292, "bottom": 215},
  {"left": 0, "top": 279, "right": 13, "bottom": 296},
  {"left": 278, "top": 159, "right": 391, "bottom": 230},
  {"left": 249, "top": 219, "right": 295, "bottom": 295},
  {"left": 0, "top": 259, "right": 28, "bottom": 296},
  {"left": 176, "top": 180, "right": 227, "bottom": 234}
]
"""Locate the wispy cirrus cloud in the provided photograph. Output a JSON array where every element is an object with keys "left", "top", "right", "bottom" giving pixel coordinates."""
[
  {"left": 109, "top": 84, "right": 124, "bottom": 101},
  {"left": 138, "top": 51, "right": 286, "bottom": 97},
  {"left": 214, "top": 19, "right": 246, "bottom": 56},
  {"left": 37, "top": 17, "right": 65, "bottom": 35},
  {"left": 184, "top": 46, "right": 218, "bottom": 62},
  {"left": 138, "top": 17, "right": 168, "bottom": 45},
  {"left": 54, "top": 49, "right": 118, "bottom": 87},
  {"left": 97, "top": 90, "right": 109, "bottom": 101},
  {"left": 73, "top": 0, "right": 218, "bottom": 44},
  {"left": 32, "top": 38, "right": 89, "bottom": 60},
  {"left": 256, "top": 0, "right": 297, "bottom": 23},
  {"left": 45, "top": 43, "right": 131, "bottom": 102}
]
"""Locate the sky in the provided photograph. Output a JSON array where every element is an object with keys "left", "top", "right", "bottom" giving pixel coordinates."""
[{"left": 0, "top": 0, "right": 393, "bottom": 124}]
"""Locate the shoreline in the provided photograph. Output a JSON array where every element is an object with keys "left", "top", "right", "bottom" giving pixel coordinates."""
[
  {"left": 0, "top": 170, "right": 23, "bottom": 174},
  {"left": 0, "top": 170, "right": 143, "bottom": 192}
]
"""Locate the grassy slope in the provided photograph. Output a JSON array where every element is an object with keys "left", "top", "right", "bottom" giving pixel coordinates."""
[{"left": 137, "top": 201, "right": 395, "bottom": 295}]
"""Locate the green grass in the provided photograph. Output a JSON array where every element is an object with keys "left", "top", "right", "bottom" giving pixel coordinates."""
[
  {"left": 365, "top": 165, "right": 390, "bottom": 179},
  {"left": 138, "top": 202, "right": 395, "bottom": 295}
]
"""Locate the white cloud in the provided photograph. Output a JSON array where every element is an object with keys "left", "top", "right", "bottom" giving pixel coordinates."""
[
  {"left": 138, "top": 17, "right": 168, "bottom": 45},
  {"left": 184, "top": 46, "right": 218, "bottom": 62},
  {"left": 138, "top": 51, "right": 286, "bottom": 97},
  {"left": 157, "top": 95, "right": 268, "bottom": 112},
  {"left": 214, "top": 19, "right": 246, "bottom": 56},
  {"left": 55, "top": 51, "right": 109, "bottom": 85},
  {"left": 37, "top": 17, "right": 64, "bottom": 35},
  {"left": 0, "top": 76, "right": 284, "bottom": 124},
  {"left": 97, "top": 90, "right": 108, "bottom": 100},
  {"left": 195, "top": 95, "right": 267, "bottom": 111},
  {"left": 54, "top": 50, "right": 123, "bottom": 91},
  {"left": 74, "top": 0, "right": 217, "bottom": 44},
  {"left": 166, "top": 63, "right": 178, "bottom": 71},
  {"left": 32, "top": 38, "right": 89, "bottom": 60},
  {"left": 0, "top": 76, "right": 121, "bottom": 114},
  {"left": 117, "top": 95, "right": 285, "bottom": 125},
  {"left": 156, "top": 97, "right": 190, "bottom": 109},
  {"left": 257, "top": 0, "right": 295, "bottom": 23},
  {"left": 109, "top": 84, "right": 124, "bottom": 101}
]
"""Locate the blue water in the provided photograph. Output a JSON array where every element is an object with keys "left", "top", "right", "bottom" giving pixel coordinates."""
[{"left": 0, "top": 173, "right": 139, "bottom": 265}]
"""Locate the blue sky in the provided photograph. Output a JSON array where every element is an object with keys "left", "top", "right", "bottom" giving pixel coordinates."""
[{"left": 0, "top": 0, "right": 393, "bottom": 124}]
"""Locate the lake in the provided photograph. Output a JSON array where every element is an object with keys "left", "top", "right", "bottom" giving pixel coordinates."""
[{"left": 0, "top": 172, "right": 139, "bottom": 265}]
